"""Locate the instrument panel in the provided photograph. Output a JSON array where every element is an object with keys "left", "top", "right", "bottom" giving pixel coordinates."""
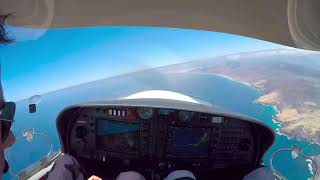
[{"left": 68, "top": 105, "right": 259, "bottom": 170}]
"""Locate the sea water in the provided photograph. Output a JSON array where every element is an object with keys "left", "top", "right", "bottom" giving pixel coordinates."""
[{"left": 5, "top": 72, "right": 320, "bottom": 180}]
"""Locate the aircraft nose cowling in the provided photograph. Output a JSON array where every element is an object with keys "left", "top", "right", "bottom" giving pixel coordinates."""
[{"left": 124, "top": 90, "right": 202, "bottom": 104}]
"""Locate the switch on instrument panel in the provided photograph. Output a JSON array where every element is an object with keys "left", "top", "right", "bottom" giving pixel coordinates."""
[{"left": 108, "top": 108, "right": 127, "bottom": 117}]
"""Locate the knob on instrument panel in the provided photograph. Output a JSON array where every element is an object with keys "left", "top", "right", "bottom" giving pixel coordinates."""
[
  {"left": 76, "top": 126, "right": 87, "bottom": 139},
  {"left": 178, "top": 111, "right": 194, "bottom": 122}
]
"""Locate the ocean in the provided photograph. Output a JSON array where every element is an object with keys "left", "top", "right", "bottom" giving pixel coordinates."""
[{"left": 4, "top": 72, "right": 320, "bottom": 180}]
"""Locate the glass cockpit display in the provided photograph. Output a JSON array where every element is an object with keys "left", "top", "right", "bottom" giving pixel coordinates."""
[
  {"left": 170, "top": 127, "right": 211, "bottom": 157},
  {"left": 96, "top": 119, "right": 140, "bottom": 154}
]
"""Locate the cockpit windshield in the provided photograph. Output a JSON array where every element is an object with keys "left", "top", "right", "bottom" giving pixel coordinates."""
[{"left": 1, "top": 26, "right": 320, "bottom": 180}]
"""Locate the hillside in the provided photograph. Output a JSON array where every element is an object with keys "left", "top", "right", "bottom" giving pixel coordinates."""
[{"left": 161, "top": 49, "right": 320, "bottom": 143}]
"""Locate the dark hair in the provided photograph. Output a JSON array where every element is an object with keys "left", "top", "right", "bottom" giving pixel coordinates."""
[{"left": 0, "top": 13, "right": 13, "bottom": 44}]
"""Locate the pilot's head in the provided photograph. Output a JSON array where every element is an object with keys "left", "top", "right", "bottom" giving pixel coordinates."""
[
  {"left": 0, "top": 14, "right": 13, "bottom": 45},
  {"left": 0, "top": 13, "right": 15, "bottom": 179},
  {"left": 0, "top": 12, "right": 13, "bottom": 106}
]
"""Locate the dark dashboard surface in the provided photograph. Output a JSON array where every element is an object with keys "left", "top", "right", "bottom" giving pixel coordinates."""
[{"left": 56, "top": 99, "right": 274, "bottom": 180}]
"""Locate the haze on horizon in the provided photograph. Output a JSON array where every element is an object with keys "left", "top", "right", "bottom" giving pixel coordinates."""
[{"left": 1, "top": 26, "right": 288, "bottom": 101}]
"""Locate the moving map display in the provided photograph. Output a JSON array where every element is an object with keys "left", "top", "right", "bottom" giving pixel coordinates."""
[
  {"left": 96, "top": 119, "right": 140, "bottom": 154},
  {"left": 171, "top": 127, "right": 211, "bottom": 157}
]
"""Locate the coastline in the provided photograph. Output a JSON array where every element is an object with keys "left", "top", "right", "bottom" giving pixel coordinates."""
[
  {"left": 172, "top": 71, "right": 320, "bottom": 146},
  {"left": 196, "top": 72, "right": 320, "bottom": 145},
  {"left": 211, "top": 73, "right": 320, "bottom": 146},
  {"left": 173, "top": 71, "right": 320, "bottom": 179},
  {"left": 222, "top": 75, "right": 320, "bottom": 146},
  {"left": 213, "top": 75, "right": 291, "bottom": 137}
]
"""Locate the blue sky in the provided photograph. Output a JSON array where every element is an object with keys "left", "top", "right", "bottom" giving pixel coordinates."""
[{"left": 0, "top": 26, "right": 285, "bottom": 101}]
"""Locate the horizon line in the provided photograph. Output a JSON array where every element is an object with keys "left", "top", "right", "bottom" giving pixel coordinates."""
[{"left": 14, "top": 47, "right": 311, "bottom": 102}]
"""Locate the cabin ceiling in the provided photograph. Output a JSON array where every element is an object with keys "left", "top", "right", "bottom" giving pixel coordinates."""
[{"left": 1, "top": 0, "right": 320, "bottom": 51}]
